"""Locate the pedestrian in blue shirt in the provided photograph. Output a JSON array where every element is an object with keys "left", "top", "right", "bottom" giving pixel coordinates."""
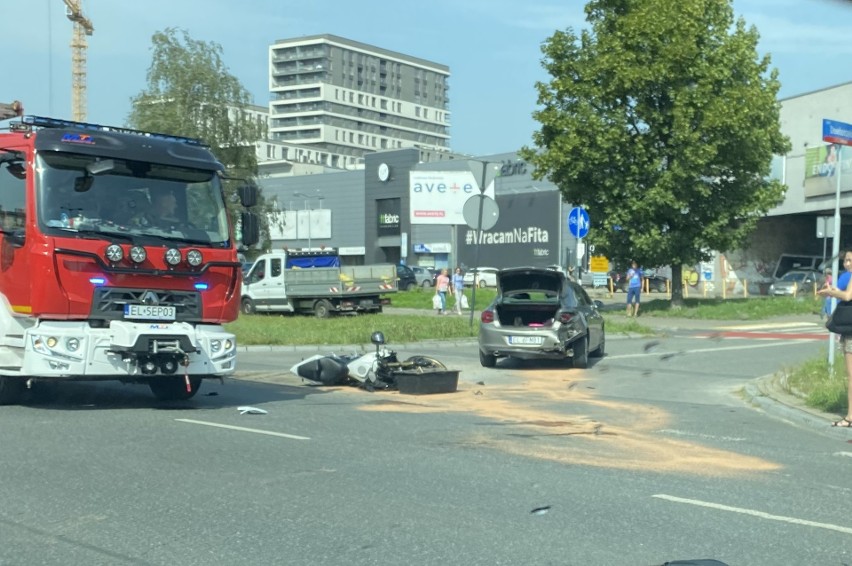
[{"left": 626, "top": 260, "right": 643, "bottom": 317}]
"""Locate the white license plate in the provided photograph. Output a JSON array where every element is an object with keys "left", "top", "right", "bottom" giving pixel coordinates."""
[
  {"left": 124, "top": 304, "right": 176, "bottom": 321},
  {"left": 509, "top": 336, "right": 544, "bottom": 345}
]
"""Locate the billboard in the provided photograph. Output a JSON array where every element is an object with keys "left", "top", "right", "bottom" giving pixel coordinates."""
[
  {"left": 457, "top": 191, "right": 561, "bottom": 269},
  {"left": 409, "top": 171, "right": 495, "bottom": 225},
  {"left": 804, "top": 143, "right": 852, "bottom": 198},
  {"left": 267, "top": 210, "right": 332, "bottom": 240},
  {"left": 377, "top": 198, "right": 401, "bottom": 236}
]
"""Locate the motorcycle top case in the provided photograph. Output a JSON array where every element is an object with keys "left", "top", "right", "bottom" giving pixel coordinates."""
[{"left": 395, "top": 369, "right": 459, "bottom": 395}]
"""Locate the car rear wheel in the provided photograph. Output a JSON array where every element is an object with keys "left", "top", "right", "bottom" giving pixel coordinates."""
[
  {"left": 572, "top": 335, "right": 589, "bottom": 369},
  {"left": 406, "top": 282, "right": 417, "bottom": 291},
  {"left": 479, "top": 350, "right": 496, "bottom": 368},
  {"left": 314, "top": 299, "right": 333, "bottom": 318},
  {"left": 590, "top": 332, "right": 606, "bottom": 358},
  {"left": 421, "top": 279, "right": 432, "bottom": 288}
]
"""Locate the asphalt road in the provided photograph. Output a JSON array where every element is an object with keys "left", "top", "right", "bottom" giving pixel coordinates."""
[{"left": 2, "top": 321, "right": 851, "bottom": 565}]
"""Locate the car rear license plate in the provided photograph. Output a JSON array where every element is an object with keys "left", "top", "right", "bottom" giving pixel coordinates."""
[
  {"left": 124, "top": 304, "right": 176, "bottom": 321},
  {"left": 509, "top": 336, "right": 544, "bottom": 345}
]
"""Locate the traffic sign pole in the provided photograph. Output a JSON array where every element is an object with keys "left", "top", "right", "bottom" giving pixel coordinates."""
[{"left": 822, "top": 118, "right": 852, "bottom": 368}]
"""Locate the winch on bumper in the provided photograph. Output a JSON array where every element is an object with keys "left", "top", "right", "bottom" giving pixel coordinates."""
[{"left": 22, "top": 320, "right": 236, "bottom": 379}]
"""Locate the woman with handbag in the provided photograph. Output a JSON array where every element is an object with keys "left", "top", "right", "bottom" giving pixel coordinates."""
[{"left": 818, "top": 249, "right": 852, "bottom": 427}]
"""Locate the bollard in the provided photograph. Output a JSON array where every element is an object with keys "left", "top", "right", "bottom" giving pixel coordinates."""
[
  {"left": 683, "top": 279, "right": 689, "bottom": 298},
  {"left": 744, "top": 278, "right": 748, "bottom": 298}
]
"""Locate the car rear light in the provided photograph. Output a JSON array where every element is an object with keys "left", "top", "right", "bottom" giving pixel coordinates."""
[
  {"left": 559, "top": 312, "right": 574, "bottom": 324},
  {"left": 481, "top": 310, "right": 495, "bottom": 323}
]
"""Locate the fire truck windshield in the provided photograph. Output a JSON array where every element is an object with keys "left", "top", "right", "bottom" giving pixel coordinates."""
[{"left": 36, "top": 152, "right": 231, "bottom": 245}]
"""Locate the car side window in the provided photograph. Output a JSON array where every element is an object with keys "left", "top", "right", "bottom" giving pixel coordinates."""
[
  {"left": 571, "top": 282, "right": 591, "bottom": 306},
  {"left": 270, "top": 258, "right": 282, "bottom": 278},
  {"left": 248, "top": 260, "right": 266, "bottom": 283}
]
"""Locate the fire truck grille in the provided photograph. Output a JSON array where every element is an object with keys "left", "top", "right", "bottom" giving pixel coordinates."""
[{"left": 91, "top": 288, "right": 202, "bottom": 321}]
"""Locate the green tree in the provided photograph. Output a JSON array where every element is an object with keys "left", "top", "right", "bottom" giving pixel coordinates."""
[
  {"left": 128, "top": 28, "right": 271, "bottom": 240},
  {"left": 520, "top": 0, "right": 791, "bottom": 305}
]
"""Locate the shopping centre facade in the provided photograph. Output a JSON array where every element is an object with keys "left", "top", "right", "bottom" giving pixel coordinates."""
[{"left": 257, "top": 81, "right": 852, "bottom": 291}]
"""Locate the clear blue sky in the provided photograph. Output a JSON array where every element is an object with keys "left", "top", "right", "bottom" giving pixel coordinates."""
[{"left": 3, "top": 0, "right": 851, "bottom": 156}]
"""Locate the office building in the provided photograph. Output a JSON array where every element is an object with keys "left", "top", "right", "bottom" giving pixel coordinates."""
[{"left": 268, "top": 34, "right": 451, "bottom": 168}]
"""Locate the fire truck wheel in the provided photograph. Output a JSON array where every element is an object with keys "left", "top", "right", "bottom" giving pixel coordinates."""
[
  {"left": 149, "top": 376, "right": 202, "bottom": 401},
  {"left": 0, "top": 376, "right": 25, "bottom": 405},
  {"left": 314, "top": 300, "right": 333, "bottom": 319},
  {"left": 241, "top": 297, "right": 256, "bottom": 315}
]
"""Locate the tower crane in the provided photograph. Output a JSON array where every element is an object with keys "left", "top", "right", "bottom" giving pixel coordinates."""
[{"left": 63, "top": 0, "right": 94, "bottom": 121}]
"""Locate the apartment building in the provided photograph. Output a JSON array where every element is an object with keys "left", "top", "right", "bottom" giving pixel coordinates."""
[{"left": 268, "top": 34, "right": 451, "bottom": 166}]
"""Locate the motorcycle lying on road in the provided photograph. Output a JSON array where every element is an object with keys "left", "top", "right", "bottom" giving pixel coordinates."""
[{"left": 289, "top": 331, "right": 448, "bottom": 391}]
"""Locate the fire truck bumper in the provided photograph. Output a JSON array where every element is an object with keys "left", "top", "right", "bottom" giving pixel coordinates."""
[{"left": 21, "top": 321, "right": 237, "bottom": 379}]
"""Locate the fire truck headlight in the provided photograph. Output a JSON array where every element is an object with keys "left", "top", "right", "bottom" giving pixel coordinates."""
[
  {"left": 66, "top": 337, "right": 80, "bottom": 352},
  {"left": 129, "top": 246, "right": 147, "bottom": 263},
  {"left": 105, "top": 244, "right": 123, "bottom": 263},
  {"left": 210, "top": 339, "right": 221, "bottom": 353},
  {"left": 46, "top": 337, "right": 58, "bottom": 348},
  {"left": 186, "top": 249, "right": 203, "bottom": 267},
  {"left": 164, "top": 248, "right": 182, "bottom": 266},
  {"left": 224, "top": 339, "right": 234, "bottom": 352}
]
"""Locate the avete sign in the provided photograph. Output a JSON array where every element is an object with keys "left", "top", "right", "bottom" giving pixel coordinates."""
[{"left": 409, "top": 171, "right": 496, "bottom": 225}]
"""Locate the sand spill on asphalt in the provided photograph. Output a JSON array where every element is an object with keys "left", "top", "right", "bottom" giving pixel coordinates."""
[{"left": 355, "top": 371, "right": 780, "bottom": 477}]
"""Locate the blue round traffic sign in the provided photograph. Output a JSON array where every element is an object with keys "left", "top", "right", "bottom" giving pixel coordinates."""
[{"left": 568, "top": 207, "right": 590, "bottom": 238}]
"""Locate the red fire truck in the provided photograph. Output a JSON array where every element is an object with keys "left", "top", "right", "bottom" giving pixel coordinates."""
[{"left": 0, "top": 104, "right": 259, "bottom": 403}]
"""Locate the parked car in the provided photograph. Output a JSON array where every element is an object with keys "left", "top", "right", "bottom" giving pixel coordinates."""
[
  {"left": 410, "top": 266, "right": 435, "bottom": 288},
  {"left": 768, "top": 269, "right": 824, "bottom": 296},
  {"left": 396, "top": 264, "right": 418, "bottom": 291},
  {"left": 463, "top": 267, "right": 499, "bottom": 288},
  {"left": 609, "top": 269, "right": 669, "bottom": 293},
  {"left": 478, "top": 267, "right": 605, "bottom": 369}
]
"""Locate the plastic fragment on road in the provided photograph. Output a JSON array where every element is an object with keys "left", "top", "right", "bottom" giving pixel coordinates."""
[{"left": 238, "top": 406, "right": 268, "bottom": 415}]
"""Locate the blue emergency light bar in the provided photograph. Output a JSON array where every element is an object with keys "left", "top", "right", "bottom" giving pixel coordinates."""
[{"left": 21, "top": 115, "right": 206, "bottom": 146}]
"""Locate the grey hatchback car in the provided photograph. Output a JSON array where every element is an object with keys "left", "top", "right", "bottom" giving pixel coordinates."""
[{"left": 478, "top": 267, "right": 605, "bottom": 368}]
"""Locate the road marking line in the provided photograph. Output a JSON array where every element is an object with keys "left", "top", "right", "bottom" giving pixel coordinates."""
[
  {"left": 653, "top": 494, "right": 852, "bottom": 535},
  {"left": 607, "top": 341, "right": 800, "bottom": 360},
  {"left": 176, "top": 418, "right": 310, "bottom": 440},
  {"left": 834, "top": 452, "right": 852, "bottom": 458}
]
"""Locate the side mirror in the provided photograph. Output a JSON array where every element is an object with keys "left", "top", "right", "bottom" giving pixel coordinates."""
[
  {"left": 593, "top": 300, "right": 604, "bottom": 309},
  {"left": 370, "top": 331, "right": 385, "bottom": 346},
  {"left": 6, "top": 228, "right": 25, "bottom": 248},
  {"left": 73, "top": 175, "right": 94, "bottom": 192},
  {"left": 240, "top": 212, "right": 259, "bottom": 247},
  {"left": 239, "top": 184, "right": 258, "bottom": 208}
]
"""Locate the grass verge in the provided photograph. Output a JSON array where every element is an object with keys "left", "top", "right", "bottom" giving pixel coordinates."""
[
  {"left": 781, "top": 347, "right": 848, "bottom": 415},
  {"left": 225, "top": 311, "right": 651, "bottom": 346}
]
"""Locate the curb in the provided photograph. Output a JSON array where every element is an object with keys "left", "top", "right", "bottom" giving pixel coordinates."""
[{"left": 742, "top": 373, "right": 852, "bottom": 436}]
